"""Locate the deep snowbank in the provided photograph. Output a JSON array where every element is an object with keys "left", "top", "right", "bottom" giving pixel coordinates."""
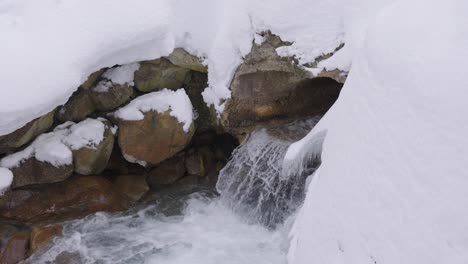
[
  {"left": 286, "top": 1, "right": 468, "bottom": 263},
  {"left": 0, "top": 0, "right": 346, "bottom": 135}
]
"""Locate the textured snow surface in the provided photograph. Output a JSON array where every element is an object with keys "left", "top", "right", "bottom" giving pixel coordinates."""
[
  {"left": 286, "top": 1, "right": 468, "bottom": 263},
  {"left": 0, "top": 167, "right": 13, "bottom": 195},
  {"left": 0, "top": 0, "right": 350, "bottom": 136},
  {"left": 114, "top": 88, "right": 193, "bottom": 132},
  {"left": 0, "top": 119, "right": 105, "bottom": 168}
]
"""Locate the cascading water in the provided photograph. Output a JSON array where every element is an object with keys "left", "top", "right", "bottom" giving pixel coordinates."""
[
  {"left": 27, "top": 118, "right": 321, "bottom": 264},
  {"left": 217, "top": 118, "right": 321, "bottom": 227}
]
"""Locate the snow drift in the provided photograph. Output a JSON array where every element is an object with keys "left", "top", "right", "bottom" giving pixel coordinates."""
[{"left": 286, "top": 1, "right": 468, "bottom": 263}]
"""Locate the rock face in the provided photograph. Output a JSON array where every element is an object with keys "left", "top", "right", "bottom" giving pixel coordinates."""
[
  {"left": 72, "top": 122, "right": 114, "bottom": 175},
  {"left": 29, "top": 225, "right": 63, "bottom": 254},
  {"left": 9, "top": 158, "right": 73, "bottom": 188},
  {"left": 113, "top": 174, "right": 149, "bottom": 201},
  {"left": 146, "top": 155, "right": 186, "bottom": 188},
  {"left": 0, "top": 111, "right": 55, "bottom": 155},
  {"left": 134, "top": 58, "right": 191, "bottom": 92},
  {"left": 0, "top": 232, "right": 30, "bottom": 264},
  {"left": 118, "top": 111, "right": 195, "bottom": 166},
  {"left": 0, "top": 176, "right": 130, "bottom": 223},
  {"left": 221, "top": 33, "right": 342, "bottom": 138}
]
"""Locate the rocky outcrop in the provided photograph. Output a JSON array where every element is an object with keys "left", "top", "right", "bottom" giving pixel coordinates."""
[
  {"left": 0, "top": 111, "right": 55, "bottom": 155},
  {"left": 117, "top": 111, "right": 195, "bottom": 167},
  {"left": 72, "top": 121, "right": 114, "bottom": 175},
  {"left": 221, "top": 33, "right": 342, "bottom": 138},
  {"left": 0, "top": 176, "right": 130, "bottom": 223}
]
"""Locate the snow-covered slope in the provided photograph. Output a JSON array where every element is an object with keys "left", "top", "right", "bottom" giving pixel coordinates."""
[
  {"left": 286, "top": 1, "right": 468, "bottom": 263},
  {"left": 0, "top": 0, "right": 347, "bottom": 135}
]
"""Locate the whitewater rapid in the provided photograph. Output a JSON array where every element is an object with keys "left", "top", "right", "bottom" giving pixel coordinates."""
[{"left": 27, "top": 118, "right": 321, "bottom": 264}]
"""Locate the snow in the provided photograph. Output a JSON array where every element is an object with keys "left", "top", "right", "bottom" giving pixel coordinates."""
[
  {"left": 0, "top": 167, "right": 13, "bottom": 195},
  {"left": 0, "top": 118, "right": 106, "bottom": 168},
  {"left": 286, "top": 1, "right": 468, "bottom": 263},
  {"left": 0, "top": 0, "right": 350, "bottom": 136},
  {"left": 114, "top": 88, "right": 193, "bottom": 132}
]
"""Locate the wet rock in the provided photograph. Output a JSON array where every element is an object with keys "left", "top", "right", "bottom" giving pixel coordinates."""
[
  {"left": 134, "top": 58, "right": 191, "bottom": 92},
  {"left": 0, "top": 111, "right": 55, "bottom": 155},
  {"left": 29, "top": 225, "right": 63, "bottom": 254},
  {"left": 72, "top": 121, "right": 114, "bottom": 175},
  {"left": 166, "top": 48, "right": 207, "bottom": 73},
  {"left": 221, "top": 33, "right": 342, "bottom": 137},
  {"left": 185, "top": 147, "right": 216, "bottom": 177},
  {"left": 9, "top": 158, "right": 73, "bottom": 189},
  {"left": 0, "top": 176, "right": 130, "bottom": 223},
  {"left": 114, "top": 174, "right": 149, "bottom": 201},
  {"left": 118, "top": 111, "right": 195, "bottom": 166},
  {"left": 146, "top": 155, "right": 186, "bottom": 188},
  {"left": 0, "top": 232, "right": 30, "bottom": 264},
  {"left": 57, "top": 89, "right": 96, "bottom": 123},
  {"left": 185, "top": 150, "right": 205, "bottom": 177}
]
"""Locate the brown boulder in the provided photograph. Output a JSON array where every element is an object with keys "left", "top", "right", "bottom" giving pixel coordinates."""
[
  {"left": 57, "top": 89, "right": 96, "bottom": 123},
  {"left": 0, "top": 111, "right": 55, "bottom": 155},
  {"left": 72, "top": 122, "right": 114, "bottom": 175},
  {"left": 0, "top": 232, "right": 30, "bottom": 264},
  {"left": 9, "top": 158, "right": 73, "bottom": 189},
  {"left": 29, "top": 225, "right": 63, "bottom": 254},
  {"left": 146, "top": 155, "right": 186, "bottom": 188},
  {"left": 134, "top": 58, "right": 191, "bottom": 92},
  {"left": 118, "top": 111, "right": 195, "bottom": 166},
  {"left": 90, "top": 82, "right": 135, "bottom": 112},
  {"left": 221, "top": 33, "right": 342, "bottom": 137},
  {"left": 0, "top": 176, "right": 130, "bottom": 223},
  {"left": 185, "top": 147, "right": 216, "bottom": 177},
  {"left": 113, "top": 174, "right": 149, "bottom": 201}
]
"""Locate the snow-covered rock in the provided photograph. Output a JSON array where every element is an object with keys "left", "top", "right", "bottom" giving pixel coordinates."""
[
  {"left": 0, "top": 118, "right": 112, "bottom": 187},
  {"left": 115, "top": 89, "right": 195, "bottom": 166}
]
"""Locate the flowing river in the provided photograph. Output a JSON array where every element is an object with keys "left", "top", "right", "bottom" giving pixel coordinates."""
[{"left": 27, "top": 118, "right": 320, "bottom": 264}]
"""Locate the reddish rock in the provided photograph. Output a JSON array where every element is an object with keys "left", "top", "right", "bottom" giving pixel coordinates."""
[
  {"left": 29, "top": 225, "right": 63, "bottom": 254},
  {"left": 0, "top": 176, "right": 130, "bottom": 223},
  {"left": 0, "top": 232, "right": 30, "bottom": 264}
]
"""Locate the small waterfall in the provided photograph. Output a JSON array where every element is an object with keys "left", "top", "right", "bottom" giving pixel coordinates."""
[{"left": 216, "top": 118, "right": 321, "bottom": 228}]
